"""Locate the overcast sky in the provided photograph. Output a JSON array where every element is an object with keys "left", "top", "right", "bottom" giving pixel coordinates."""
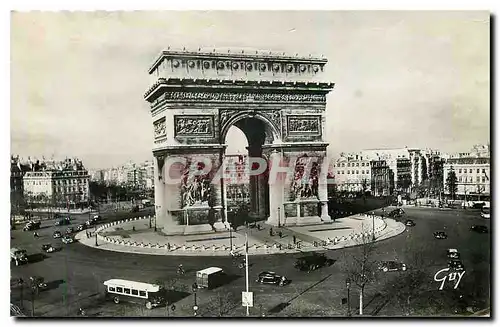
[{"left": 11, "top": 11, "right": 490, "bottom": 169}]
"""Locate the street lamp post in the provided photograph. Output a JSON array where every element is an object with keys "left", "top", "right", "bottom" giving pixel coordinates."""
[
  {"left": 277, "top": 207, "right": 281, "bottom": 228},
  {"left": 192, "top": 283, "right": 198, "bottom": 316},
  {"left": 94, "top": 223, "right": 98, "bottom": 247},
  {"left": 154, "top": 215, "right": 157, "bottom": 232},
  {"left": 346, "top": 278, "right": 351, "bottom": 316},
  {"left": 372, "top": 213, "right": 375, "bottom": 241}
]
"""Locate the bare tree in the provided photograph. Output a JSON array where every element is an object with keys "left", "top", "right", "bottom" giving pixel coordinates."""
[
  {"left": 341, "top": 225, "right": 379, "bottom": 315},
  {"left": 202, "top": 291, "right": 239, "bottom": 317},
  {"left": 382, "top": 238, "right": 434, "bottom": 315}
]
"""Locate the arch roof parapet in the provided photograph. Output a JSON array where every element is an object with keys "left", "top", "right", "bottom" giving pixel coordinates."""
[{"left": 148, "top": 47, "right": 327, "bottom": 74}]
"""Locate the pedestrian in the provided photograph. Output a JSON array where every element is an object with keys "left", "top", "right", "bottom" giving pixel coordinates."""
[
  {"left": 278, "top": 231, "right": 283, "bottom": 239},
  {"left": 293, "top": 235, "right": 296, "bottom": 244},
  {"left": 269, "top": 227, "right": 273, "bottom": 237},
  {"left": 167, "top": 243, "right": 171, "bottom": 251}
]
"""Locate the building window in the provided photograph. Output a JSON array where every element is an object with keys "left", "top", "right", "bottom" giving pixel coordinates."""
[
  {"left": 356, "top": 170, "right": 359, "bottom": 174},
  {"left": 482, "top": 169, "right": 486, "bottom": 173},
  {"left": 469, "top": 169, "right": 472, "bottom": 174},
  {"left": 482, "top": 177, "right": 485, "bottom": 183},
  {"left": 477, "top": 169, "right": 480, "bottom": 173},
  {"left": 356, "top": 163, "right": 359, "bottom": 167},
  {"left": 459, "top": 169, "right": 462, "bottom": 173},
  {"left": 347, "top": 171, "right": 350, "bottom": 174},
  {"left": 476, "top": 177, "right": 480, "bottom": 183}
]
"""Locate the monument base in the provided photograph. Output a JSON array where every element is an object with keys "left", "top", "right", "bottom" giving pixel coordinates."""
[
  {"left": 161, "top": 225, "right": 186, "bottom": 236},
  {"left": 212, "top": 221, "right": 228, "bottom": 232},
  {"left": 320, "top": 214, "right": 333, "bottom": 223},
  {"left": 296, "top": 216, "right": 324, "bottom": 226},
  {"left": 184, "top": 224, "right": 215, "bottom": 235}
]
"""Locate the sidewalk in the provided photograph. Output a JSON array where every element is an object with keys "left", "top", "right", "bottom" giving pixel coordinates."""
[{"left": 76, "top": 212, "right": 405, "bottom": 256}]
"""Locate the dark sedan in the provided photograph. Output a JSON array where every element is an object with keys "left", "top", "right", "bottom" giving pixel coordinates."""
[
  {"left": 434, "top": 231, "right": 448, "bottom": 239},
  {"left": 256, "top": 271, "right": 289, "bottom": 286},
  {"left": 471, "top": 225, "right": 488, "bottom": 233},
  {"left": 378, "top": 261, "right": 407, "bottom": 272},
  {"left": 448, "top": 259, "right": 465, "bottom": 271},
  {"left": 405, "top": 219, "right": 416, "bottom": 227}
]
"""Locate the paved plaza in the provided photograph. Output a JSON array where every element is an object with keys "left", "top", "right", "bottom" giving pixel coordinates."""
[{"left": 76, "top": 213, "right": 405, "bottom": 256}]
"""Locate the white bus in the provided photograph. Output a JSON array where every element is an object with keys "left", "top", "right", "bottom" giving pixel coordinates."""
[{"left": 103, "top": 279, "right": 165, "bottom": 309}]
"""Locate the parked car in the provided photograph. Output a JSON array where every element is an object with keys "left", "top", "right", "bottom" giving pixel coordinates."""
[
  {"left": 447, "top": 248, "right": 460, "bottom": 259},
  {"left": 256, "top": 271, "right": 289, "bottom": 286},
  {"left": 434, "top": 231, "right": 448, "bottom": 239},
  {"left": 405, "top": 219, "right": 415, "bottom": 227},
  {"left": 10, "top": 248, "right": 28, "bottom": 266},
  {"left": 53, "top": 231, "right": 62, "bottom": 239},
  {"left": 131, "top": 206, "right": 140, "bottom": 213},
  {"left": 42, "top": 244, "right": 58, "bottom": 253},
  {"left": 62, "top": 235, "right": 75, "bottom": 244},
  {"left": 448, "top": 259, "right": 465, "bottom": 271},
  {"left": 388, "top": 209, "right": 404, "bottom": 218},
  {"left": 77, "top": 224, "right": 86, "bottom": 231},
  {"left": 294, "top": 253, "right": 334, "bottom": 272},
  {"left": 471, "top": 225, "right": 488, "bottom": 233},
  {"left": 29, "top": 276, "right": 48, "bottom": 293},
  {"left": 378, "top": 261, "right": 407, "bottom": 272},
  {"left": 23, "top": 221, "right": 41, "bottom": 231}
]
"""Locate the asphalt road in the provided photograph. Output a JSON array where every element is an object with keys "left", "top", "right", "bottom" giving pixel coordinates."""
[{"left": 10, "top": 205, "right": 490, "bottom": 317}]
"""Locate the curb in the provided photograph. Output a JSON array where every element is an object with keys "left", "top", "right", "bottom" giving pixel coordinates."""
[{"left": 77, "top": 215, "right": 405, "bottom": 256}]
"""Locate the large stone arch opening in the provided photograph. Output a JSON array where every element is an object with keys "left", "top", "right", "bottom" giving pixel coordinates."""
[
  {"left": 221, "top": 113, "right": 280, "bottom": 221},
  {"left": 144, "top": 48, "right": 335, "bottom": 235}
]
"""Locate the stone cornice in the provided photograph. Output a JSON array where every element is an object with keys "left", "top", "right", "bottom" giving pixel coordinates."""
[
  {"left": 148, "top": 50, "right": 327, "bottom": 74},
  {"left": 144, "top": 78, "right": 334, "bottom": 102}
]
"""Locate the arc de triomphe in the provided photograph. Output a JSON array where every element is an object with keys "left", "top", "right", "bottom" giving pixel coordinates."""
[{"left": 144, "top": 48, "right": 334, "bottom": 235}]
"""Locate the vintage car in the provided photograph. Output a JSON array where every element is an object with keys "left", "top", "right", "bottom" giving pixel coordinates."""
[
  {"left": 378, "top": 261, "right": 407, "bottom": 272},
  {"left": 434, "top": 231, "right": 448, "bottom": 239},
  {"left": 23, "top": 221, "right": 41, "bottom": 231},
  {"left": 62, "top": 235, "right": 75, "bottom": 244},
  {"left": 405, "top": 219, "right": 416, "bottom": 227},
  {"left": 447, "top": 248, "right": 460, "bottom": 259},
  {"left": 471, "top": 225, "right": 488, "bottom": 233},
  {"left": 42, "top": 244, "right": 58, "bottom": 253},
  {"left": 29, "top": 276, "right": 48, "bottom": 293},
  {"left": 10, "top": 248, "right": 28, "bottom": 266},
  {"left": 52, "top": 230, "right": 62, "bottom": 239},
  {"left": 256, "top": 271, "right": 290, "bottom": 286},
  {"left": 448, "top": 259, "right": 465, "bottom": 271},
  {"left": 77, "top": 224, "right": 86, "bottom": 231}
]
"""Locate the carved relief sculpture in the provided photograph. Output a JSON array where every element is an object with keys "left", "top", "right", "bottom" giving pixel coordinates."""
[
  {"left": 163, "top": 91, "right": 326, "bottom": 103},
  {"left": 290, "top": 156, "right": 319, "bottom": 200},
  {"left": 180, "top": 161, "right": 212, "bottom": 207},
  {"left": 153, "top": 118, "right": 166, "bottom": 138},
  {"left": 174, "top": 116, "right": 214, "bottom": 137},
  {"left": 287, "top": 116, "right": 321, "bottom": 135}
]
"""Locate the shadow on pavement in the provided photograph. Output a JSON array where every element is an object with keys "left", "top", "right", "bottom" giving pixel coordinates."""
[
  {"left": 165, "top": 290, "right": 191, "bottom": 304},
  {"left": 210, "top": 273, "right": 241, "bottom": 290},
  {"left": 268, "top": 302, "right": 291, "bottom": 314},
  {"left": 27, "top": 253, "right": 48, "bottom": 264},
  {"left": 46, "top": 279, "right": 65, "bottom": 291}
]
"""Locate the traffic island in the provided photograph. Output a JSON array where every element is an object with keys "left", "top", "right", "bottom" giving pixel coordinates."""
[{"left": 75, "top": 214, "right": 405, "bottom": 256}]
